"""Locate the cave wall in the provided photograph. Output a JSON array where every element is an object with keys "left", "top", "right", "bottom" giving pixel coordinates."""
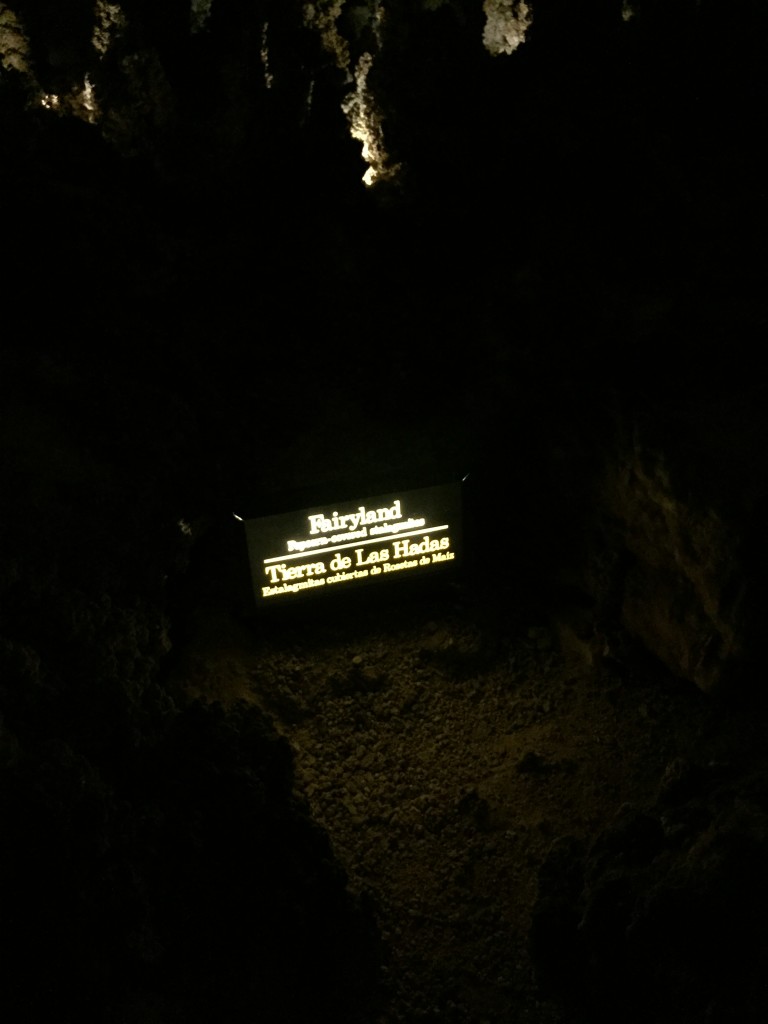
[{"left": 594, "top": 445, "right": 747, "bottom": 693}]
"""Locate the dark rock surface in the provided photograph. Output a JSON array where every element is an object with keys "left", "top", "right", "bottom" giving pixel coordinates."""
[{"left": 532, "top": 761, "right": 768, "bottom": 1023}]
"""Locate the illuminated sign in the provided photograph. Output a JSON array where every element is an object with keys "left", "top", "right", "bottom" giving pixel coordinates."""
[{"left": 244, "top": 483, "right": 462, "bottom": 604}]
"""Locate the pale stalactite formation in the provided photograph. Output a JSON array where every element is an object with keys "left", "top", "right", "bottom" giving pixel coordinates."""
[
  {"left": 340, "top": 1, "right": 396, "bottom": 187},
  {"left": 40, "top": 72, "right": 99, "bottom": 124},
  {"left": 0, "top": 3, "right": 30, "bottom": 75},
  {"left": 341, "top": 50, "right": 401, "bottom": 186},
  {"left": 483, "top": 0, "right": 532, "bottom": 56},
  {"left": 92, "top": 0, "right": 126, "bottom": 57},
  {"left": 303, "top": 0, "right": 350, "bottom": 69},
  {"left": 305, "top": 0, "right": 398, "bottom": 187},
  {"left": 190, "top": 0, "right": 214, "bottom": 34},
  {"left": 260, "top": 20, "right": 273, "bottom": 90},
  {"left": 0, "top": 1, "right": 107, "bottom": 121},
  {"left": 0, "top": 0, "right": 128, "bottom": 125}
]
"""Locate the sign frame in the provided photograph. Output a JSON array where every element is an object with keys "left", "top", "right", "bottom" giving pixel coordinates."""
[{"left": 244, "top": 482, "right": 463, "bottom": 608}]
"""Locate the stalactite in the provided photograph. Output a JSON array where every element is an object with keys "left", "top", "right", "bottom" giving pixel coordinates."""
[{"left": 483, "top": 0, "right": 532, "bottom": 56}]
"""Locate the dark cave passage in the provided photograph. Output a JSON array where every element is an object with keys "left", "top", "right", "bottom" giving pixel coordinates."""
[{"left": 3, "top": 2, "right": 768, "bottom": 1022}]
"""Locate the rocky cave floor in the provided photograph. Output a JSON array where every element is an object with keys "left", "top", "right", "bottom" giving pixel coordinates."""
[{"left": 170, "top": 574, "right": 760, "bottom": 1023}]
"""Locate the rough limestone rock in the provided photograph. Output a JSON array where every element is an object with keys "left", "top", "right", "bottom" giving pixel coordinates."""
[
  {"left": 596, "top": 446, "right": 746, "bottom": 693},
  {"left": 531, "top": 763, "right": 768, "bottom": 1024}
]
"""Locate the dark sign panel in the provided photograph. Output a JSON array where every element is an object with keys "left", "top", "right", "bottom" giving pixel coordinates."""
[{"left": 245, "top": 483, "right": 462, "bottom": 605}]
